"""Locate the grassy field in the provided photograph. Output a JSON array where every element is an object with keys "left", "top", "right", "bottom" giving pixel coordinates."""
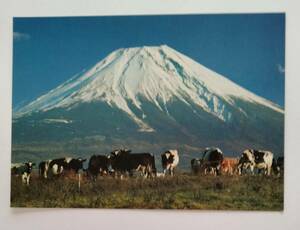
[{"left": 11, "top": 173, "right": 283, "bottom": 210}]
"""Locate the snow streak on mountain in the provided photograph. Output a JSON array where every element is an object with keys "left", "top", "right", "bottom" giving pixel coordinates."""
[{"left": 14, "top": 45, "right": 283, "bottom": 132}]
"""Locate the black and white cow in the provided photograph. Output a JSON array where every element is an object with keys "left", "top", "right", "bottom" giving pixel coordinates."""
[
  {"left": 110, "top": 149, "right": 156, "bottom": 178},
  {"left": 277, "top": 156, "right": 284, "bottom": 175},
  {"left": 200, "top": 147, "right": 224, "bottom": 176},
  {"left": 191, "top": 158, "right": 202, "bottom": 174},
  {"left": 11, "top": 162, "right": 35, "bottom": 185},
  {"left": 237, "top": 149, "right": 273, "bottom": 176},
  {"left": 47, "top": 157, "right": 86, "bottom": 177},
  {"left": 38, "top": 160, "right": 52, "bottom": 179},
  {"left": 87, "top": 155, "right": 110, "bottom": 181},
  {"left": 161, "top": 150, "right": 179, "bottom": 176},
  {"left": 272, "top": 156, "right": 284, "bottom": 176}
]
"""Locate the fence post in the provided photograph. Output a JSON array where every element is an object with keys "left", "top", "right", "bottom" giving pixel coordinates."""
[{"left": 78, "top": 172, "right": 81, "bottom": 193}]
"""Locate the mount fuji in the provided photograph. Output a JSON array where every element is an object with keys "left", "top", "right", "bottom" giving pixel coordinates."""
[{"left": 12, "top": 45, "right": 284, "bottom": 158}]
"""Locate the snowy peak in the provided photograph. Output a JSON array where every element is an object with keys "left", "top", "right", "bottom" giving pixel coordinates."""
[{"left": 14, "top": 45, "right": 283, "bottom": 131}]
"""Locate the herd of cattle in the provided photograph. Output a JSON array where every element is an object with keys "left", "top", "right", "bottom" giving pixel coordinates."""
[{"left": 11, "top": 147, "right": 284, "bottom": 186}]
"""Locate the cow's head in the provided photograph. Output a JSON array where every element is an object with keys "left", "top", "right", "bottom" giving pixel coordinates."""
[
  {"left": 25, "top": 162, "right": 35, "bottom": 173},
  {"left": 242, "top": 149, "right": 255, "bottom": 163},
  {"left": 110, "top": 150, "right": 118, "bottom": 157},
  {"left": 191, "top": 159, "right": 196, "bottom": 166},
  {"left": 162, "top": 152, "right": 175, "bottom": 168},
  {"left": 75, "top": 158, "right": 87, "bottom": 171},
  {"left": 191, "top": 158, "right": 201, "bottom": 167}
]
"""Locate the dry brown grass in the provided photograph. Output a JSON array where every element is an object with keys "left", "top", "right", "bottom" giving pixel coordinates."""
[{"left": 11, "top": 172, "right": 283, "bottom": 210}]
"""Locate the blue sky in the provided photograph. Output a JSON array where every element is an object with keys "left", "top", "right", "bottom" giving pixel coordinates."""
[{"left": 13, "top": 13, "right": 285, "bottom": 108}]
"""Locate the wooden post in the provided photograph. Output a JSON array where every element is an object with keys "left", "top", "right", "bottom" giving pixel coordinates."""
[{"left": 78, "top": 172, "right": 81, "bottom": 193}]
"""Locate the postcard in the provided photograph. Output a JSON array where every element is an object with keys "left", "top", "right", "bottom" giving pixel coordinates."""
[{"left": 11, "top": 13, "right": 284, "bottom": 210}]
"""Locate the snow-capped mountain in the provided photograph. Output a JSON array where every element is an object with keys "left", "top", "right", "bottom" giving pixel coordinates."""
[
  {"left": 14, "top": 45, "right": 283, "bottom": 132},
  {"left": 13, "top": 45, "right": 284, "bottom": 156}
]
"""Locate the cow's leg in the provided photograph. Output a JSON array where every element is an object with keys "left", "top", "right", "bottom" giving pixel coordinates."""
[
  {"left": 136, "top": 165, "right": 141, "bottom": 175},
  {"left": 43, "top": 169, "right": 47, "bottom": 179},
  {"left": 92, "top": 172, "right": 97, "bottom": 181},
  {"left": 230, "top": 167, "right": 233, "bottom": 175},
  {"left": 170, "top": 167, "right": 174, "bottom": 176},
  {"left": 250, "top": 165, "right": 255, "bottom": 175},
  {"left": 277, "top": 166, "right": 281, "bottom": 177},
  {"left": 59, "top": 166, "right": 64, "bottom": 175},
  {"left": 145, "top": 165, "right": 151, "bottom": 179},
  {"left": 163, "top": 168, "right": 167, "bottom": 175},
  {"left": 267, "top": 166, "right": 271, "bottom": 176},
  {"left": 120, "top": 173, "right": 124, "bottom": 180},
  {"left": 238, "top": 164, "right": 243, "bottom": 175},
  {"left": 21, "top": 173, "right": 27, "bottom": 184},
  {"left": 216, "top": 166, "right": 220, "bottom": 176},
  {"left": 139, "top": 166, "right": 146, "bottom": 178},
  {"left": 114, "top": 171, "right": 120, "bottom": 179},
  {"left": 44, "top": 164, "right": 49, "bottom": 179},
  {"left": 114, "top": 172, "right": 117, "bottom": 179},
  {"left": 204, "top": 168, "right": 207, "bottom": 175},
  {"left": 167, "top": 165, "right": 171, "bottom": 176},
  {"left": 144, "top": 168, "right": 148, "bottom": 179},
  {"left": 26, "top": 174, "right": 30, "bottom": 185}
]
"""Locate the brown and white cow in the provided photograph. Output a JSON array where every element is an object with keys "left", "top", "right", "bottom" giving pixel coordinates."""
[
  {"left": 221, "top": 157, "right": 239, "bottom": 175},
  {"left": 161, "top": 150, "right": 179, "bottom": 176},
  {"left": 238, "top": 149, "right": 273, "bottom": 176}
]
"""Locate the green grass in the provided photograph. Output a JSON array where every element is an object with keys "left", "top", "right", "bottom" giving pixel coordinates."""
[{"left": 11, "top": 173, "right": 283, "bottom": 210}]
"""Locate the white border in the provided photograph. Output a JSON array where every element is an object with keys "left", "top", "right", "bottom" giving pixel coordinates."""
[{"left": 1, "top": 0, "right": 300, "bottom": 229}]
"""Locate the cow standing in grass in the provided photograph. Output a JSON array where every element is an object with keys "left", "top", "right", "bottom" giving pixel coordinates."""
[
  {"left": 87, "top": 155, "right": 110, "bottom": 181},
  {"left": 110, "top": 149, "right": 156, "bottom": 178},
  {"left": 237, "top": 149, "right": 273, "bottom": 176},
  {"left": 39, "top": 160, "right": 52, "bottom": 179},
  {"left": 200, "top": 147, "right": 224, "bottom": 176},
  {"left": 11, "top": 162, "right": 35, "bottom": 185},
  {"left": 271, "top": 156, "right": 284, "bottom": 176},
  {"left": 221, "top": 157, "right": 239, "bottom": 175},
  {"left": 161, "top": 150, "right": 179, "bottom": 176},
  {"left": 276, "top": 156, "right": 284, "bottom": 176},
  {"left": 47, "top": 157, "right": 86, "bottom": 178},
  {"left": 191, "top": 158, "right": 202, "bottom": 174}
]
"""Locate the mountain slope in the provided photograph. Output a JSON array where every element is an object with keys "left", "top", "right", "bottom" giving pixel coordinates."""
[{"left": 12, "top": 45, "right": 284, "bottom": 156}]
